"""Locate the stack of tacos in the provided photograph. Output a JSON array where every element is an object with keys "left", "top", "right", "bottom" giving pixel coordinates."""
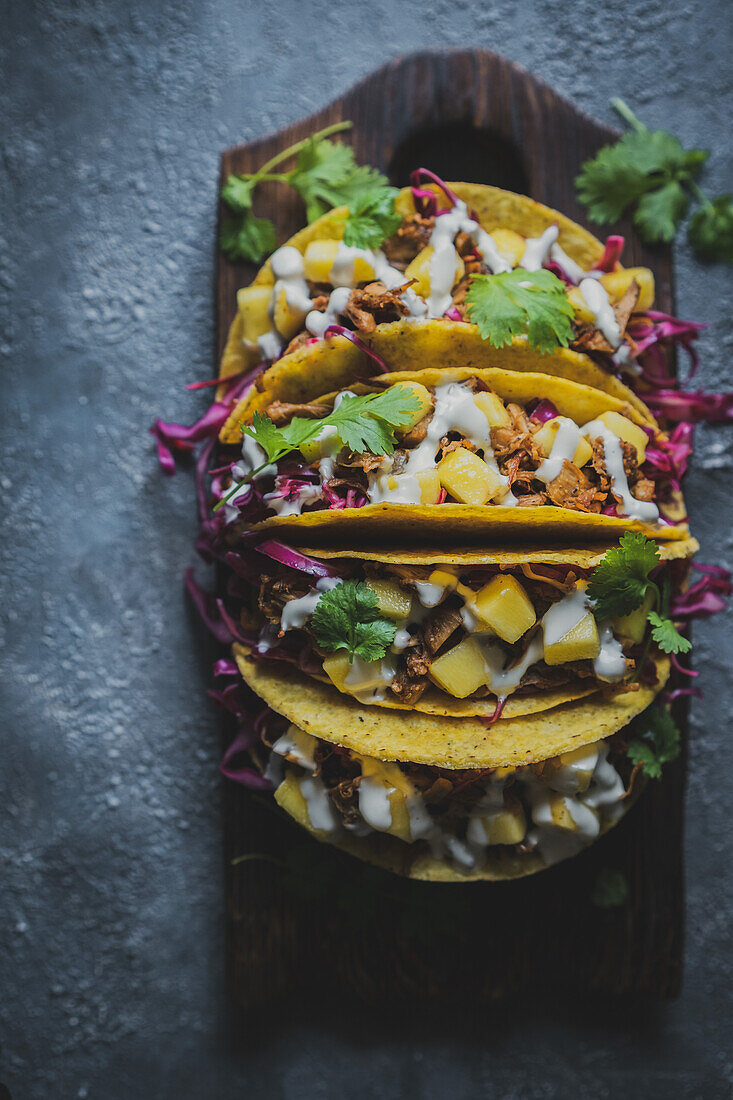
[{"left": 171, "top": 175, "right": 721, "bottom": 881}]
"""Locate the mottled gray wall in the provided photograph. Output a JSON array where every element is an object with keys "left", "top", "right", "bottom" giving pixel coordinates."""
[{"left": 1, "top": 1, "right": 731, "bottom": 1097}]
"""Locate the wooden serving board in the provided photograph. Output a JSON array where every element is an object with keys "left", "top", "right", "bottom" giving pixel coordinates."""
[{"left": 216, "top": 49, "right": 685, "bottom": 1015}]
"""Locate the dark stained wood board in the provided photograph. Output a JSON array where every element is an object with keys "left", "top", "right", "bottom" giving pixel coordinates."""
[{"left": 215, "top": 49, "right": 686, "bottom": 1017}]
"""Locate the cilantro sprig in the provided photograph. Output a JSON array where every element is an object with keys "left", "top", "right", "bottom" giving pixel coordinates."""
[
  {"left": 587, "top": 532, "right": 691, "bottom": 659},
  {"left": 465, "top": 269, "right": 575, "bottom": 355},
  {"left": 576, "top": 99, "right": 732, "bottom": 262},
  {"left": 214, "top": 385, "right": 420, "bottom": 510},
  {"left": 627, "top": 705, "right": 681, "bottom": 780},
  {"left": 312, "top": 580, "right": 396, "bottom": 663},
  {"left": 220, "top": 122, "right": 400, "bottom": 262}
]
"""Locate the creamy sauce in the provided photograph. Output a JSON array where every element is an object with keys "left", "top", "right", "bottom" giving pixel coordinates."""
[
  {"left": 415, "top": 581, "right": 446, "bottom": 607},
  {"left": 549, "top": 241, "right": 588, "bottom": 284},
  {"left": 482, "top": 634, "right": 544, "bottom": 697},
  {"left": 582, "top": 420, "right": 660, "bottom": 523},
  {"left": 256, "top": 245, "right": 315, "bottom": 358},
  {"left": 280, "top": 577, "right": 342, "bottom": 632},
  {"left": 358, "top": 776, "right": 394, "bottom": 831},
  {"left": 541, "top": 584, "right": 588, "bottom": 646},
  {"left": 534, "top": 417, "right": 583, "bottom": 485},
  {"left": 520, "top": 225, "right": 559, "bottom": 271},
  {"left": 344, "top": 655, "right": 397, "bottom": 702},
  {"left": 299, "top": 775, "right": 339, "bottom": 833},
  {"left": 271, "top": 725, "right": 318, "bottom": 772},
  {"left": 392, "top": 627, "right": 412, "bottom": 652},
  {"left": 579, "top": 278, "right": 621, "bottom": 348},
  {"left": 594, "top": 623, "right": 627, "bottom": 682},
  {"left": 262, "top": 483, "right": 324, "bottom": 517},
  {"left": 305, "top": 285, "right": 352, "bottom": 338}
]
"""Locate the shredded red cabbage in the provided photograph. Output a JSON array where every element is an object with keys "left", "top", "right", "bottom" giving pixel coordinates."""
[
  {"left": 543, "top": 260, "right": 574, "bottom": 286},
  {"left": 444, "top": 306, "right": 464, "bottom": 321},
  {"left": 671, "top": 563, "right": 732, "bottom": 619},
  {"left": 186, "top": 369, "right": 248, "bottom": 391},
  {"left": 212, "top": 658, "right": 239, "bottom": 678},
  {"left": 409, "top": 168, "right": 459, "bottom": 217},
  {"left": 323, "top": 325, "right": 389, "bottom": 373},
  {"left": 642, "top": 422, "right": 693, "bottom": 493},
  {"left": 666, "top": 686, "right": 703, "bottom": 703},
  {"left": 529, "top": 398, "right": 559, "bottom": 425},
  {"left": 321, "top": 482, "right": 368, "bottom": 510},
  {"left": 593, "top": 236, "right": 625, "bottom": 273},
  {"left": 628, "top": 311, "right": 706, "bottom": 386},
  {"left": 255, "top": 540, "right": 341, "bottom": 578},
  {"left": 644, "top": 389, "right": 733, "bottom": 424},
  {"left": 220, "top": 727, "right": 272, "bottom": 789},
  {"left": 184, "top": 567, "right": 235, "bottom": 644}
]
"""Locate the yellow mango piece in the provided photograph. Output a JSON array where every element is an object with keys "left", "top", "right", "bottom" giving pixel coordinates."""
[
  {"left": 473, "top": 390, "right": 510, "bottom": 428},
  {"left": 428, "top": 637, "right": 487, "bottom": 698},
  {"left": 366, "top": 580, "right": 413, "bottom": 621},
  {"left": 272, "top": 285, "right": 308, "bottom": 340},
  {"left": 613, "top": 588, "right": 655, "bottom": 644},
  {"left": 566, "top": 285, "right": 596, "bottom": 324},
  {"left": 534, "top": 417, "right": 593, "bottom": 467},
  {"left": 321, "top": 652, "right": 351, "bottom": 692},
  {"left": 543, "top": 611, "right": 600, "bottom": 666},
  {"left": 600, "top": 267, "right": 655, "bottom": 311},
  {"left": 596, "top": 411, "right": 648, "bottom": 462},
  {"left": 545, "top": 792, "right": 584, "bottom": 832},
  {"left": 359, "top": 757, "right": 416, "bottom": 841},
  {"left": 394, "top": 381, "right": 434, "bottom": 433},
  {"left": 302, "top": 239, "right": 339, "bottom": 283},
  {"left": 437, "top": 448, "right": 505, "bottom": 506},
  {"left": 236, "top": 285, "right": 275, "bottom": 347},
  {"left": 473, "top": 574, "right": 536, "bottom": 644},
  {"left": 488, "top": 227, "right": 526, "bottom": 266},
  {"left": 415, "top": 469, "right": 442, "bottom": 504},
  {"left": 404, "top": 245, "right": 465, "bottom": 299},
  {"left": 479, "top": 795, "right": 527, "bottom": 845}
]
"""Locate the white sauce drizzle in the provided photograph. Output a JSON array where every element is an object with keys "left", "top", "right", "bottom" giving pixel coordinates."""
[
  {"left": 541, "top": 584, "right": 588, "bottom": 646},
  {"left": 578, "top": 277, "right": 621, "bottom": 348},
  {"left": 593, "top": 623, "right": 627, "bottom": 682},
  {"left": 520, "top": 225, "right": 559, "bottom": 271},
  {"left": 549, "top": 241, "right": 588, "bottom": 284},
  {"left": 271, "top": 726, "right": 318, "bottom": 772},
  {"left": 534, "top": 417, "right": 583, "bottom": 485},
  {"left": 305, "top": 285, "right": 352, "bottom": 337},
  {"left": 415, "top": 581, "right": 446, "bottom": 607},
  {"left": 344, "top": 655, "right": 397, "bottom": 703},
  {"left": 299, "top": 776, "right": 339, "bottom": 833},
  {"left": 482, "top": 634, "right": 544, "bottom": 697},
  {"left": 582, "top": 420, "right": 659, "bottom": 523},
  {"left": 279, "top": 577, "right": 342, "bottom": 632},
  {"left": 358, "top": 778, "right": 394, "bottom": 831}
]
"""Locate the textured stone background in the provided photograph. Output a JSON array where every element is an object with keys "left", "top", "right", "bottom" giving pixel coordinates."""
[{"left": 2, "top": 0, "right": 732, "bottom": 1096}]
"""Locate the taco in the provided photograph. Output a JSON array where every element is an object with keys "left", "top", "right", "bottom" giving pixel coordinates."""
[
  {"left": 216, "top": 363, "right": 688, "bottom": 541},
  {"left": 220, "top": 176, "right": 655, "bottom": 406},
  {"left": 242, "top": 691, "right": 653, "bottom": 882},
  {"left": 229, "top": 539, "right": 693, "bottom": 719}
]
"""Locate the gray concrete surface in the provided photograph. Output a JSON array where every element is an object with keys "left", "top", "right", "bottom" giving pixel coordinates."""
[{"left": 1, "top": 0, "right": 732, "bottom": 1096}]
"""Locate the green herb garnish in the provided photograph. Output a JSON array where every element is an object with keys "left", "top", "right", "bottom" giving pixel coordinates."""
[
  {"left": 220, "top": 122, "right": 399, "bottom": 262},
  {"left": 627, "top": 705, "right": 681, "bottom": 779},
  {"left": 215, "top": 385, "right": 420, "bottom": 509},
  {"left": 576, "top": 98, "right": 732, "bottom": 261},
  {"left": 311, "top": 580, "right": 397, "bottom": 663},
  {"left": 465, "top": 269, "right": 575, "bottom": 355},
  {"left": 587, "top": 532, "right": 691, "bottom": 658}
]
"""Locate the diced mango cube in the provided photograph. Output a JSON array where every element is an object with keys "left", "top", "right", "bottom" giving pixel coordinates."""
[
  {"left": 321, "top": 652, "right": 351, "bottom": 693},
  {"left": 404, "top": 245, "right": 465, "bottom": 299},
  {"left": 272, "top": 285, "right": 308, "bottom": 340},
  {"left": 428, "top": 637, "right": 487, "bottom": 698},
  {"left": 543, "top": 611, "right": 600, "bottom": 665},
  {"left": 237, "top": 285, "right": 274, "bottom": 347},
  {"left": 613, "top": 588, "right": 655, "bottom": 644},
  {"left": 473, "top": 574, "right": 536, "bottom": 644},
  {"left": 437, "top": 448, "right": 505, "bottom": 506},
  {"left": 480, "top": 795, "right": 527, "bottom": 845},
  {"left": 545, "top": 792, "right": 583, "bottom": 832},
  {"left": 596, "top": 411, "right": 648, "bottom": 463},
  {"left": 394, "top": 382, "right": 434, "bottom": 433},
  {"left": 415, "top": 469, "right": 442, "bottom": 504},
  {"left": 488, "top": 227, "right": 526, "bottom": 266},
  {"left": 566, "top": 285, "right": 596, "bottom": 324},
  {"left": 473, "top": 390, "right": 510, "bottom": 428},
  {"left": 302, "top": 239, "right": 339, "bottom": 283},
  {"left": 366, "top": 580, "right": 413, "bottom": 621},
  {"left": 534, "top": 417, "right": 593, "bottom": 467},
  {"left": 600, "top": 267, "right": 655, "bottom": 311}
]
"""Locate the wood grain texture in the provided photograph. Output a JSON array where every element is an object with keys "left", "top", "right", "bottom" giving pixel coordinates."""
[{"left": 216, "top": 48, "right": 685, "bottom": 1014}]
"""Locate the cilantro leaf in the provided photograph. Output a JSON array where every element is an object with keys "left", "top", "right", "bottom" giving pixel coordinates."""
[
  {"left": 221, "top": 174, "right": 257, "bottom": 213},
  {"left": 237, "top": 385, "right": 420, "bottom": 484},
  {"left": 288, "top": 137, "right": 359, "bottom": 222},
  {"left": 591, "top": 867, "right": 629, "bottom": 908},
  {"left": 342, "top": 187, "right": 402, "bottom": 250},
  {"left": 311, "top": 580, "right": 396, "bottom": 662},
  {"left": 647, "top": 611, "right": 692, "bottom": 655},
  {"left": 465, "top": 269, "right": 574, "bottom": 354},
  {"left": 634, "top": 180, "right": 690, "bottom": 244},
  {"left": 587, "top": 532, "right": 660, "bottom": 620},
  {"left": 220, "top": 213, "right": 277, "bottom": 263},
  {"left": 627, "top": 705, "right": 681, "bottom": 779},
  {"left": 688, "top": 196, "right": 733, "bottom": 262}
]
